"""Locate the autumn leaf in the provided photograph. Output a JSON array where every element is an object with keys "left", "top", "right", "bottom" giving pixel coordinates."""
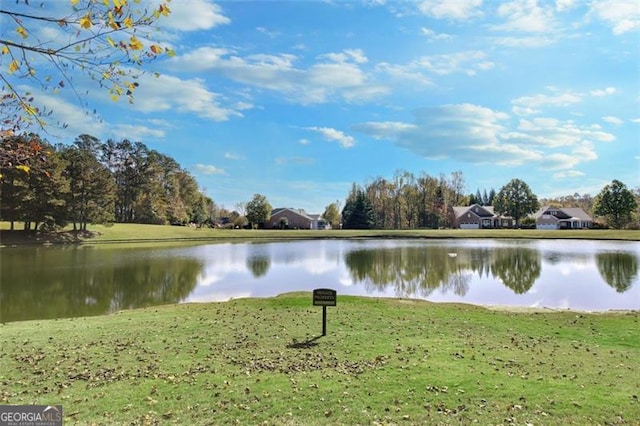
[
  {"left": 129, "top": 36, "right": 143, "bottom": 50},
  {"left": 70, "top": 0, "right": 80, "bottom": 5},
  {"left": 79, "top": 13, "right": 92, "bottom": 29},
  {"left": 8, "top": 60, "right": 20, "bottom": 74},
  {"left": 149, "top": 45, "right": 162, "bottom": 54},
  {"left": 158, "top": 4, "right": 171, "bottom": 16},
  {"left": 1, "top": 46, "right": 8, "bottom": 55},
  {"left": 16, "top": 165, "right": 30, "bottom": 173},
  {"left": 16, "top": 27, "right": 28, "bottom": 39}
]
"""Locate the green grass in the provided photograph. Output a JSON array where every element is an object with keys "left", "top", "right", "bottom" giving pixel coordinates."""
[
  {"left": 1, "top": 221, "right": 639, "bottom": 245},
  {"left": 1, "top": 294, "right": 638, "bottom": 425}
]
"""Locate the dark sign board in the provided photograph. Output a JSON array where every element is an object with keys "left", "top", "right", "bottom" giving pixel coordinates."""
[{"left": 313, "top": 288, "right": 337, "bottom": 306}]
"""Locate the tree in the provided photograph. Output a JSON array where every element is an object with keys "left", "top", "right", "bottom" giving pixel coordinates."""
[
  {"left": 1, "top": 0, "right": 173, "bottom": 133},
  {"left": 322, "top": 202, "right": 341, "bottom": 228},
  {"left": 60, "top": 135, "right": 115, "bottom": 230},
  {"left": 342, "top": 185, "right": 375, "bottom": 229},
  {"left": 593, "top": 179, "right": 637, "bottom": 229},
  {"left": 494, "top": 178, "right": 539, "bottom": 227},
  {"left": 245, "top": 193, "right": 272, "bottom": 229}
]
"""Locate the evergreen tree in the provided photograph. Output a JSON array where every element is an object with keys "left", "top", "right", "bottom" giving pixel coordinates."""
[{"left": 342, "top": 186, "right": 375, "bottom": 229}]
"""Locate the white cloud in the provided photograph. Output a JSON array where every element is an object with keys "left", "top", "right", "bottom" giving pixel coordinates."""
[
  {"left": 512, "top": 92, "right": 582, "bottom": 112},
  {"left": 112, "top": 123, "right": 166, "bottom": 140},
  {"left": 590, "top": 87, "right": 617, "bottom": 97},
  {"left": 602, "top": 116, "right": 623, "bottom": 125},
  {"left": 553, "top": 170, "right": 586, "bottom": 179},
  {"left": 305, "top": 127, "right": 356, "bottom": 148},
  {"left": 415, "top": 50, "right": 494, "bottom": 76},
  {"left": 169, "top": 47, "right": 386, "bottom": 105},
  {"left": 418, "top": 0, "right": 483, "bottom": 20},
  {"left": 130, "top": 74, "right": 244, "bottom": 122},
  {"left": 493, "top": 0, "right": 556, "bottom": 33},
  {"left": 162, "top": 0, "right": 230, "bottom": 31},
  {"left": 590, "top": 0, "right": 640, "bottom": 35},
  {"left": 194, "top": 164, "right": 227, "bottom": 175},
  {"left": 375, "top": 63, "right": 434, "bottom": 86},
  {"left": 354, "top": 103, "right": 611, "bottom": 170},
  {"left": 224, "top": 152, "right": 245, "bottom": 160},
  {"left": 420, "top": 27, "right": 453, "bottom": 40},
  {"left": 555, "top": 0, "right": 575, "bottom": 12},
  {"left": 490, "top": 35, "right": 556, "bottom": 48}
]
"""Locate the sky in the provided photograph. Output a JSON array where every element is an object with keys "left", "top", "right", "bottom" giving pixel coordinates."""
[{"left": 4, "top": 0, "right": 640, "bottom": 214}]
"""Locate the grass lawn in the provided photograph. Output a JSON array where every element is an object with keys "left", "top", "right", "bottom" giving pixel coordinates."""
[
  {"left": 0, "top": 294, "right": 638, "bottom": 425},
  {"left": 1, "top": 222, "right": 639, "bottom": 245}
]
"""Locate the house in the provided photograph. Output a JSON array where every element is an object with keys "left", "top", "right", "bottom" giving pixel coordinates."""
[
  {"left": 269, "top": 208, "right": 331, "bottom": 230},
  {"left": 534, "top": 206, "right": 593, "bottom": 229},
  {"left": 453, "top": 204, "right": 514, "bottom": 229}
]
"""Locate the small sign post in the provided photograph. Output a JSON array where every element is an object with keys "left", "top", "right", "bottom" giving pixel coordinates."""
[{"left": 313, "top": 288, "right": 336, "bottom": 336}]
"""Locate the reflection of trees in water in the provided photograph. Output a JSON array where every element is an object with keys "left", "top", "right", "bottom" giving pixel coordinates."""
[
  {"left": 0, "top": 247, "right": 202, "bottom": 322},
  {"left": 344, "top": 245, "right": 543, "bottom": 297},
  {"left": 490, "top": 248, "right": 541, "bottom": 294},
  {"left": 596, "top": 252, "right": 638, "bottom": 293},
  {"left": 345, "top": 247, "right": 472, "bottom": 298},
  {"left": 247, "top": 256, "right": 270, "bottom": 278}
]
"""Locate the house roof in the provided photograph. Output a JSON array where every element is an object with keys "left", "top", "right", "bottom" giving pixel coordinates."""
[
  {"left": 270, "top": 207, "right": 314, "bottom": 220},
  {"left": 534, "top": 206, "right": 593, "bottom": 221},
  {"left": 453, "top": 204, "right": 507, "bottom": 219}
]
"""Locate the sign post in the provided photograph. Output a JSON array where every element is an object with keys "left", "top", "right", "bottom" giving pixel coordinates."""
[{"left": 312, "top": 288, "right": 336, "bottom": 336}]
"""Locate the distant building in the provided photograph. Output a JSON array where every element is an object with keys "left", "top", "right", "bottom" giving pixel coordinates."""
[
  {"left": 269, "top": 208, "right": 331, "bottom": 230},
  {"left": 534, "top": 206, "right": 593, "bottom": 229},
  {"left": 452, "top": 204, "right": 514, "bottom": 229}
]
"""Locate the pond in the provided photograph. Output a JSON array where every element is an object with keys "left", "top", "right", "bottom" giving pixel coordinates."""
[{"left": 1, "top": 239, "right": 638, "bottom": 322}]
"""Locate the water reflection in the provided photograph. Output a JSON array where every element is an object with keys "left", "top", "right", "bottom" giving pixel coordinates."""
[
  {"left": 1, "top": 246, "right": 201, "bottom": 323},
  {"left": 596, "top": 252, "right": 638, "bottom": 293},
  {"left": 1, "top": 239, "right": 638, "bottom": 322},
  {"left": 344, "top": 246, "right": 542, "bottom": 296}
]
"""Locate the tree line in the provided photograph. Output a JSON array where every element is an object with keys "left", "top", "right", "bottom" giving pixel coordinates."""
[
  {"left": 1, "top": 133, "right": 213, "bottom": 231},
  {"left": 339, "top": 170, "right": 638, "bottom": 230}
]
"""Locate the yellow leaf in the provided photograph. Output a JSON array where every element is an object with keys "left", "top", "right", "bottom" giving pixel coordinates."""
[
  {"left": 150, "top": 44, "right": 161, "bottom": 54},
  {"left": 123, "top": 17, "right": 133, "bottom": 28},
  {"left": 1, "top": 46, "right": 9, "bottom": 55},
  {"left": 71, "top": 0, "right": 80, "bottom": 5},
  {"left": 158, "top": 4, "right": 170, "bottom": 16},
  {"left": 111, "top": 94, "right": 119, "bottom": 101},
  {"left": 166, "top": 48, "right": 175, "bottom": 57},
  {"left": 79, "top": 13, "right": 92, "bottom": 29},
  {"left": 106, "top": 36, "right": 116, "bottom": 48},
  {"left": 103, "top": 0, "right": 110, "bottom": 6},
  {"left": 16, "top": 27, "right": 28, "bottom": 39},
  {"left": 8, "top": 60, "right": 19, "bottom": 74},
  {"left": 16, "top": 165, "right": 31, "bottom": 173},
  {"left": 113, "top": 0, "right": 122, "bottom": 7},
  {"left": 103, "top": 71, "right": 111, "bottom": 79},
  {"left": 129, "top": 36, "right": 143, "bottom": 50}
]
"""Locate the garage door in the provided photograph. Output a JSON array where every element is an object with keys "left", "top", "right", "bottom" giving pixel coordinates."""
[
  {"left": 460, "top": 223, "right": 480, "bottom": 229},
  {"left": 536, "top": 224, "right": 557, "bottom": 230}
]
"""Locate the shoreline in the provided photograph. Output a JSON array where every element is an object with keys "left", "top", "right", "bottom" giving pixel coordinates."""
[{"left": 2, "top": 225, "right": 639, "bottom": 246}]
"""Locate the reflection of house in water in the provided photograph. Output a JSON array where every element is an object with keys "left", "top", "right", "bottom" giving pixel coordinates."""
[{"left": 534, "top": 206, "right": 593, "bottom": 229}]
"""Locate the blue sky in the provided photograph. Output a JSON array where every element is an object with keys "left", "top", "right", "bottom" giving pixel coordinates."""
[{"left": 6, "top": 0, "right": 640, "bottom": 213}]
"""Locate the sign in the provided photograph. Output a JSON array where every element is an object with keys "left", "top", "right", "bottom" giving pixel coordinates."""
[
  {"left": 313, "top": 288, "right": 337, "bottom": 306},
  {"left": 313, "top": 288, "right": 336, "bottom": 336},
  {"left": 0, "top": 405, "right": 62, "bottom": 426}
]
